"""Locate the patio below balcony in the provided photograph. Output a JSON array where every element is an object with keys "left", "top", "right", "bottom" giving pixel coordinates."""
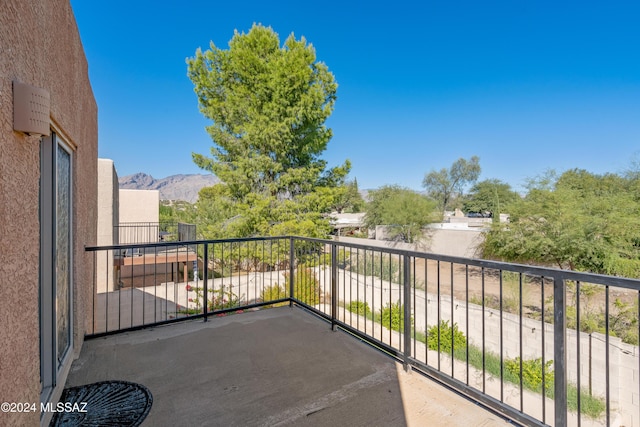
[{"left": 64, "top": 307, "right": 509, "bottom": 426}]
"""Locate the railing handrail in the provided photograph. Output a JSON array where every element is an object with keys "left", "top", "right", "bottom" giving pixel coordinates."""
[
  {"left": 87, "top": 235, "right": 640, "bottom": 290},
  {"left": 85, "top": 235, "right": 289, "bottom": 252},
  {"left": 291, "top": 235, "right": 640, "bottom": 290},
  {"left": 116, "top": 221, "right": 176, "bottom": 225}
]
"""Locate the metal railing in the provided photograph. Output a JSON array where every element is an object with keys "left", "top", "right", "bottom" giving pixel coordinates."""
[
  {"left": 114, "top": 222, "right": 196, "bottom": 244},
  {"left": 86, "top": 236, "right": 640, "bottom": 427}
]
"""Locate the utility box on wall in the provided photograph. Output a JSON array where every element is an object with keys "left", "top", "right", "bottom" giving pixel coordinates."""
[{"left": 13, "top": 80, "right": 50, "bottom": 136}]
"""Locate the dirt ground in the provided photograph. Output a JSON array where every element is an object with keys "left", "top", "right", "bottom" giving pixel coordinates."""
[
  {"left": 412, "top": 258, "right": 638, "bottom": 321},
  {"left": 412, "top": 258, "right": 549, "bottom": 315}
]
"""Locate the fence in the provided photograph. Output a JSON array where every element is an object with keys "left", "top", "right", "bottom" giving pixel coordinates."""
[
  {"left": 114, "top": 222, "right": 196, "bottom": 245},
  {"left": 86, "top": 236, "right": 640, "bottom": 427}
]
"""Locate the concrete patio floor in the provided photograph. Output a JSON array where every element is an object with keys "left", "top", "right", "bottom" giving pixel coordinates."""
[{"left": 66, "top": 306, "right": 514, "bottom": 426}]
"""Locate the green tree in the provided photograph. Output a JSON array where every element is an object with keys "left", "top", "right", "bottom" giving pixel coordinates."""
[
  {"left": 187, "top": 24, "right": 350, "bottom": 237},
  {"left": 159, "top": 200, "right": 197, "bottom": 233},
  {"left": 159, "top": 203, "right": 176, "bottom": 224},
  {"left": 463, "top": 179, "right": 520, "bottom": 219},
  {"left": 623, "top": 153, "right": 640, "bottom": 181},
  {"left": 192, "top": 184, "right": 240, "bottom": 238},
  {"left": 348, "top": 179, "right": 366, "bottom": 212},
  {"left": 328, "top": 179, "right": 365, "bottom": 213},
  {"left": 364, "top": 185, "right": 438, "bottom": 243},
  {"left": 482, "top": 169, "right": 640, "bottom": 276},
  {"left": 422, "top": 156, "right": 481, "bottom": 214}
]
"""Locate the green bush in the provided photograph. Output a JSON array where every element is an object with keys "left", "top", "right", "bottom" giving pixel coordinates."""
[
  {"left": 287, "top": 264, "right": 320, "bottom": 306},
  {"left": 380, "top": 301, "right": 412, "bottom": 332},
  {"left": 504, "top": 357, "right": 554, "bottom": 393},
  {"left": 568, "top": 385, "right": 606, "bottom": 419},
  {"left": 311, "top": 249, "right": 351, "bottom": 266},
  {"left": 416, "top": 325, "right": 605, "bottom": 418},
  {"left": 260, "top": 284, "right": 288, "bottom": 307},
  {"left": 347, "top": 300, "right": 371, "bottom": 317},
  {"left": 426, "top": 320, "right": 467, "bottom": 353},
  {"left": 208, "top": 288, "right": 242, "bottom": 311},
  {"left": 197, "top": 269, "right": 220, "bottom": 280},
  {"left": 349, "top": 252, "right": 402, "bottom": 283}
]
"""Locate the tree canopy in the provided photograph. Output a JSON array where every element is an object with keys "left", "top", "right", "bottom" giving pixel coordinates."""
[
  {"left": 364, "top": 185, "right": 438, "bottom": 243},
  {"left": 186, "top": 24, "right": 352, "bottom": 238},
  {"left": 482, "top": 169, "right": 640, "bottom": 277},
  {"left": 463, "top": 179, "right": 520, "bottom": 219},
  {"left": 423, "top": 156, "right": 481, "bottom": 213}
]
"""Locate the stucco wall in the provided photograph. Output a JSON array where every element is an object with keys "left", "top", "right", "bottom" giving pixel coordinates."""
[
  {"left": 118, "top": 189, "right": 160, "bottom": 244},
  {"left": 427, "top": 228, "right": 484, "bottom": 258},
  {"left": 97, "top": 159, "right": 119, "bottom": 292},
  {"left": 0, "top": 1, "right": 98, "bottom": 425},
  {"left": 119, "top": 189, "right": 160, "bottom": 224},
  {"left": 337, "top": 228, "right": 485, "bottom": 259},
  {"left": 97, "top": 159, "right": 120, "bottom": 246}
]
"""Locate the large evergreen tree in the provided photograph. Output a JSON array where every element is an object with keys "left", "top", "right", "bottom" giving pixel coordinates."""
[{"left": 187, "top": 24, "right": 350, "bottom": 237}]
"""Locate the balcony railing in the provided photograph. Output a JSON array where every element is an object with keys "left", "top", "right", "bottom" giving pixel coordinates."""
[
  {"left": 85, "top": 236, "right": 640, "bottom": 427},
  {"left": 114, "top": 222, "right": 196, "bottom": 244}
]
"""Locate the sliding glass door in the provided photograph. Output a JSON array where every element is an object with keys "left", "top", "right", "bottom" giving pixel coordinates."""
[{"left": 40, "top": 132, "right": 73, "bottom": 402}]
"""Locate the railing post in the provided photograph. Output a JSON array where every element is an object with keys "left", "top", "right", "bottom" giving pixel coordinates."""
[
  {"left": 403, "top": 254, "right": 412, "bottom": 372},
  {"left": 289, "top": 237, "right": 295, "bottom": 307},
  {"left": 331, "top": 243, "right": 337, "bottom": 331},
  {"left": 203, "top": 243, "right": 208, "bottom": 322},
  {"left": 553, "top": 276, "right": 567, "bottom": 426}
]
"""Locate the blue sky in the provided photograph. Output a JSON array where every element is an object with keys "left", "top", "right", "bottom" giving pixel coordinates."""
[{"left": 71, "top": 1, "right": 640, "bottom": 192}]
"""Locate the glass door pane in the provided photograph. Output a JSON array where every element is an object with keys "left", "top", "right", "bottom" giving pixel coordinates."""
[{"left": 56, "top": 144, "right": 71, "bottom": 364}]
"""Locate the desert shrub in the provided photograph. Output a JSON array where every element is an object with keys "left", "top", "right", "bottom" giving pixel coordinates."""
[
  {"left": 208, "top": 288, "right": 242, "bottom": 311},
  {"left": 197, "top": 269, "right": 220, "bottom": 280},
  {"left": 184, "top": 285, "right": 243, "bottom": 313},
  {"left": 504, "top": 357, "right": 554, "bottom": 393},
  {"left": 611, "top": 298, "right": 639, "bottom": 345},
  {"left": 313, "top": 249, "right": 351, "bottom": 266},
  {"left": 426, "top": 320, "right": 467, "bottom": 353},
  {"left": 347, "top": 300, "right": 371, "bottom": 317},
  {"left": 287, "top": 264, "right": 320, "bottom": 306},
  {"left": 564, "top": 283, "right": 639, "bottom": 345},
  {"left": 349, "top": 252, "right": 402, "bottom": 283},
  {"left": 380, "top": 301, "right": 412, "bottom": 332},
  {"left": 416, "top": 319, "right": 604, "bottom": 418},
  {"left": 260, "top": 284, "right": 288, "bottom": 307}
]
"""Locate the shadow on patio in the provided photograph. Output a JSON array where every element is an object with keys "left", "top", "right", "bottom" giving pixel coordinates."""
[{"left": 65, "top": 307, "right": 510, "bottom": 426}]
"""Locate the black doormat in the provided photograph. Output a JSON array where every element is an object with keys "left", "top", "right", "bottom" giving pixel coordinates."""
[{"left": 49, "top": 380, "right": 152, "bottom": 426}]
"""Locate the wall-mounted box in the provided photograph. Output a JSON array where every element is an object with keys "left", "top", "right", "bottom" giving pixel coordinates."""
[{"left": 13, "top": 80, "right": 50, "bottom": 136}]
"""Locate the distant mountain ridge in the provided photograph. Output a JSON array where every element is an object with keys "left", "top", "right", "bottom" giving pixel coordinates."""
[{"left": 119, "top": 173, "right": 219, "bottom": 203}]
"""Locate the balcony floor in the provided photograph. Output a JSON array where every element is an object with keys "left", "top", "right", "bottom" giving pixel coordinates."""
[{"left": 66, "top": 307, "right": 511, "bottom": 426}]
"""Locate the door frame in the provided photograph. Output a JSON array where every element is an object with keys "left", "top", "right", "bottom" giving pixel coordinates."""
[{"left": 39, "top": 131, "right": 74, "bottom": 404}]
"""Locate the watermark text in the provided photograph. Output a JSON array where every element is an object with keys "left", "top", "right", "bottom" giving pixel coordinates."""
[{"left": 1, "top": 401, "right": 88, "bottom": 414}]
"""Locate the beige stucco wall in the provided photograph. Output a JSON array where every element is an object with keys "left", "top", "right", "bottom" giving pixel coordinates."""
[
  {"left": 426, "top": 228, "right": 484, "bottom": 258},
  {"left": 119, "top": 189, "right": 160, "bottom": 224},
  {"left": 97, "top": 159, "right": 119, "bottom": 292},
  {"left": 97, "top": 159, "right": 120, "bottom": 246},
  {"left": 0, "top": 1, "right": 98, "bottom": 425},
  {"left": 351, "top": 228, "right": 484, "bottom": 258},
  {"left": 118, "top": 189, "right": 160, "bottom": 244}
]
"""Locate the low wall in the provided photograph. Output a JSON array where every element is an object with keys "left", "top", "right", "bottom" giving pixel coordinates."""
[{"left": 336, "top": 227, "right": 484, "bottom": 258}]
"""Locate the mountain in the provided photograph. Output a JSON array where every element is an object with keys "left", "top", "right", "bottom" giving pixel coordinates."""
[{"left": 119, "top": 173, "right": 219, "bottom": 203}]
